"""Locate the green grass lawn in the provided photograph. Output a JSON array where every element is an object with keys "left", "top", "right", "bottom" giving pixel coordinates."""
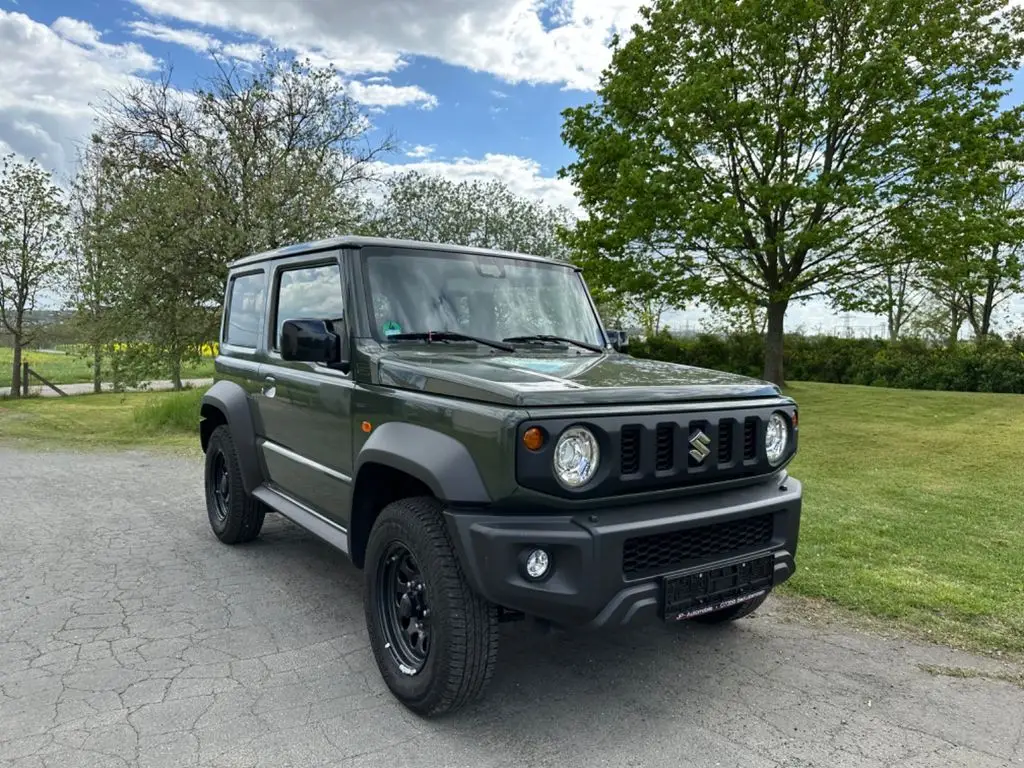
[
  {"left": 0, "top": 345, "right": 215, "bottom": 389},
  {"left": 781, "top": 382, "right": 1024, "bottom": 655},
  {"left": 0, "top": 388, "right": 204, "bottom": 452},
  {"left": 1, "top": 380, "right": 1021, "bottom": 655}
]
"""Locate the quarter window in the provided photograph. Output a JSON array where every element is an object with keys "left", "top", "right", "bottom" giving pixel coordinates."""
[
  {"left": 274, "top": 262, "right": 345, "bottom": 348},
  {"left": 224, "top": 271, "right": 266, "bottom": 348}
]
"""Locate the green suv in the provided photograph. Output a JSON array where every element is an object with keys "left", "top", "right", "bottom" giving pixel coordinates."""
[{"left": 200, "top": 236, "right": 802, "bottom": 716}]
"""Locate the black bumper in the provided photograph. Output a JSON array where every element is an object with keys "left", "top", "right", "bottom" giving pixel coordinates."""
[{"left": 443, "top": 476, "right": 801, "bottom": 629}]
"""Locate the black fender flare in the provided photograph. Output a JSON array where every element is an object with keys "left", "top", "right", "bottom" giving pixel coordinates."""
[
  {"left": 200, "top": 380, "right": 263, "bottom": 495},
  {"left": 354, "top": 422, "right": 490, "bottom": 504}
]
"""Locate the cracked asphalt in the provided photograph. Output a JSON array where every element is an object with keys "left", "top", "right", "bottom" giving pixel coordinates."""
[{"left": 1, "top": 447, "right": 1022, "bottom": 768}]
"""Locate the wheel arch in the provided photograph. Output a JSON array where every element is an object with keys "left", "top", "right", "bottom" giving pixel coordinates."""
[
  {"left": 349, "top": 422, "right": 491, "bottom": 569},
  {"left": 200, "top": 380, "right": 263, "bottom": 494}
]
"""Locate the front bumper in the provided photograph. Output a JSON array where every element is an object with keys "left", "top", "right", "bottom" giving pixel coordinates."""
[{"left": 443, "top": 476, "right": 801, "bottom": 629}]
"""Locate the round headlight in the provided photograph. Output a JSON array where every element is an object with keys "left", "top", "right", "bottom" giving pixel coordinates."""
[
  {"left": 765, "top": 412, "right": 789, "bottom": 466},
  {"left": 553, "top": 426, "right": 600, "bottom": 488}
]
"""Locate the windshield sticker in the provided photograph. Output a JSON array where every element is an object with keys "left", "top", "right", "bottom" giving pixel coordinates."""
[{"left": 382, "top": 321, "right": 402, "bottom": 337}]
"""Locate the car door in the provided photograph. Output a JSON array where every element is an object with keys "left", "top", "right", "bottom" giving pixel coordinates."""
[{"left": 255, "top": 252, "right": 354, "bottom": 529}]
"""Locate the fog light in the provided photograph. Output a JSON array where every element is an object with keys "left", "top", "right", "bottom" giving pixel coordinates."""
[{"left": 524, "top": 548, "right": 550, "bottom": 580}]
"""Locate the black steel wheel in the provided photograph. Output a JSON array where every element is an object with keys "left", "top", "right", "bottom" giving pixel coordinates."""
[
  {"left": 364, "top": 496, "right": 498, "bottom": 717},
  {"left": 203, "top": 425, "right": 265, "bottom": 544},
  {"left": 376, "top": 542, "right": 431, "bottom": 674},
  {"left": 210, "top": 451, "right": 230, "bottom": 524}
]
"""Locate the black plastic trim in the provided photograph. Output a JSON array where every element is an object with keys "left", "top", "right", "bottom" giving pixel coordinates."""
[
  {"left": 354, "top": 421, "right": 491, "bottom": 504},
  {"left": 200, "top": 380, "right": 264, "bottom": 494},
  {"left": 443, "top": 475, "right": 802, "bottom": 629}
]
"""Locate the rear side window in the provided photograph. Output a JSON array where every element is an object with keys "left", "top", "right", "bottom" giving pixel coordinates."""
[
  {"left": 224, "top": 271, "right": 266, "bottom": 348},
  {"left": 273, "top": 262, "right": 345, "bottom": 348}
]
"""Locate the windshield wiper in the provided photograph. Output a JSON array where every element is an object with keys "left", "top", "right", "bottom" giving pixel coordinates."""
[
  {"left": 386, "top": 331, "right": 516, "bottom": 353},
  {"left": 502, "top": 334, "right": 605, "bottom": 353}
]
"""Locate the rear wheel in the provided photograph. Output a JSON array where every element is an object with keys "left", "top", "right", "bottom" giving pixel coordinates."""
[
  {"left": 364, "top": 496, "right": 498, "bottom": 717},
  {"left": 690, "top": 591, "right": 770, "bottom": 624},
  {"left": 204, "top": 424, "right": 265, "bottom": 544}
]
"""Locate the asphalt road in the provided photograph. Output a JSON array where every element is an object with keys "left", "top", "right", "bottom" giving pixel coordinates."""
[{"left": 1, "top": 446, "right": 1021, "bottom": 768}]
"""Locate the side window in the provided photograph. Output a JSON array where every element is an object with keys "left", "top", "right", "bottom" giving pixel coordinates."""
[
  {"left": 224, "top": 271, "right": 266, "bottom": 348},
  {"left": 274, "top": 262, "right": 345, "bottom": 348}
]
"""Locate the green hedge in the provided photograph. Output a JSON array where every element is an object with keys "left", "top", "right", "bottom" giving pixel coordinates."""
[{"left": 630, "top": 333, "right": 1024, "bottom": 393}]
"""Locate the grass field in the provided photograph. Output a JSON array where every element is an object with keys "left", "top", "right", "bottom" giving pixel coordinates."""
[
  {"left": 782, "top": 382, "right": 1024, "bottom": 655},
  {"left": 0, "top": 346, "right": 215, "bottom": 389},
  {"left": 1, "top": 380, "right": 1021, "bottom": 655},
  {"left": 0, "top": 388, "right": 203, "bottom": 451}
]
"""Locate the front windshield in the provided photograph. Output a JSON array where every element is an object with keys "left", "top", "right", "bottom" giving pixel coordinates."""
[{"left": 362, "top": 248, "right": 605, "bottom": 348}]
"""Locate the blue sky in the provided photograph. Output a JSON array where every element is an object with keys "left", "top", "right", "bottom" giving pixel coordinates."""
[
  {"left": 0, "top": 0, "right": 634, "bottom": 214},
  {"left": 2, "top": 0, "right": 1021, "bottom": 333}
]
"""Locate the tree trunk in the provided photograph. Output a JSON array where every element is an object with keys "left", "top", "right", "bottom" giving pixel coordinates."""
[
  {"left": 763, "top": 299, "right": 788, "bottom": 386},
  {"left": 92, "top": 343, "right": 102, "bottom": 394},
  {"left": 170, "top": 354, "right": 183, "bottom": 391},
  {"left": 10, "top": 341, "right": 22, "bottom": 399}
]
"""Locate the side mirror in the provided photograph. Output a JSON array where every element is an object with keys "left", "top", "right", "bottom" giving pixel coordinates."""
[
  {"left": 280, "top": 318, "right": 349, "bottom": 367},
  {"left": 606, "top": 329, "right": 629, "bottom": 353}
]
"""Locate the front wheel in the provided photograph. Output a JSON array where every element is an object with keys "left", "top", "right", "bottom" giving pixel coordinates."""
[
  {"left": 203, "top": 425, "right": 265, "bottom": 544},
  {"left": 364, "top": 497, "right": 498, "bottom": 717}
]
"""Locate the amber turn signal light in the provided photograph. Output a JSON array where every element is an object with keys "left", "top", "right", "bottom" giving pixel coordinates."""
[
  {"left": 522, "top": 427, "right": 545, "bottom": 451},
  {"left": 361, "top": 421, "right": 373, "bottom": 433}
]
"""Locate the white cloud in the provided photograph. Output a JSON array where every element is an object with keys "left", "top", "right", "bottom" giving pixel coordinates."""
[
  {"left": 490, "top": 89, "right": 508, "bottom": 98},
  {"left": 346, "top": 81, "right": 438, "bottom": 110},
  {"left": 221, "top": 42, "right": 264, "bottom": 61},
  {"left": 128, "top": 0, "right": 644, "bottom": 89},
  {"left": 0, "top": 11, "right": 157, "bottom": 173},
  {"left": 128, "top": 20, "right": 218, "bottom": 52},
  {"left": 376, "top": 152, "right": 580, "bottom": 214},
  {"left": 405, "top": 144, "right": 435, "bottom": 158},
  {"left": 128, "top": 21, "right": 266, "bottom": 62}
]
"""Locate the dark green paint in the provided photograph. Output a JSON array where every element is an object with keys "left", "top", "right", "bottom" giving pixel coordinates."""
[{"left": 212, "top": 237, "right": 794, "bottom": 528}]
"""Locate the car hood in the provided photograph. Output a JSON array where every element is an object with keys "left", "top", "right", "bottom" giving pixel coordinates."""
[{"left": 375, "top": 349, "right": 780, "bottom": 407}]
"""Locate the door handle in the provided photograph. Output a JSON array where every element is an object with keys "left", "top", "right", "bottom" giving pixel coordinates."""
[{"left": 262, "top": 376, "right": 277, "bottom": 398}]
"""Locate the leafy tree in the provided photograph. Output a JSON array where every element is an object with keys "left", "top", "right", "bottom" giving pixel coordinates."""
[
  {"left": 66, "top": 137, "right": 124, "bottom": 392},
  {"left": 99, "top": 55, "right": 390, "bottom": 262},
  {"left": 0, "top": 155, "right": 68, "bottom": 397},
  {"left": 367, "top": 171, "right": 575, "bottom": 259},
  {"left": 83, "top": 52, "right": 392, "bottom": 382},
  {"left": 560, "top": 0, "right": 1024, "bottom": 383},
  {"left": 102, "top": 163, "right": 224, "bottom": 389}
]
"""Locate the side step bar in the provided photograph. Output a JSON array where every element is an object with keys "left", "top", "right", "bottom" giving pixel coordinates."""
[{"left": 252, "top": 485, "right": 349, "bottom": 554}]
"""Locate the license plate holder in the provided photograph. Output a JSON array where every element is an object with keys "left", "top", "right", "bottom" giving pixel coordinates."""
[{"left": 663, "top": 554, "right": 774, "bottom": 621}]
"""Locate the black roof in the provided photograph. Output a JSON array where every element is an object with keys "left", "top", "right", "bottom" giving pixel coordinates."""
[{"left": 228, "top": 235, "right": 576, "bottom": 269}]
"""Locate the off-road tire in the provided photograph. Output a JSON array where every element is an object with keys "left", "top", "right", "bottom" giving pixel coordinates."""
[
  {"left": 364, "top": 496, "right": 499, "bottom": 717},
  {"left": 691, "top": 590, "right": 770, "bottom": 624},
  {"left": 204, "top": 424, "right": 265, "bottom": 544}
]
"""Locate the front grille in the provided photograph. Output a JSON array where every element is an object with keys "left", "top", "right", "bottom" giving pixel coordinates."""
[
  {"left": 718, "top": 421, "right": 732, "bottom": 463},
  {"left": 743, "top": 418, "right": 757, "bottom": 460},
  {"left": 621, "top": 426, "right": 640, "bottom": 475},
  {"left": 622, "top": 514, "right": 774, "bottom": 577},
  {"left": 515, "top": 402, "right": 794, "bottom": 499},
  {"left": 655, "top": 424, "right": 674, "bottom": 471}
]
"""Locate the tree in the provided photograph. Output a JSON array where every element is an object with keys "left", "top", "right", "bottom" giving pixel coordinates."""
[
  {"left": 0, "top": 155, "right": 68, "bottom": 397},
  {"left": 67, "top": 137, "right": 123, "bottom": 393},
  {"left": 99, "top": 54, "right": 390, "bottom": 262},
  {"left": 367, "top": 171, "right": 576, "bottom": 259},
  {"left": 560, "top": 0, "right": 1024, "bottom": 383},
  {"left": 949, "top": 171, "right": 1024, "bottom": 339},
  {"left": 103, "top": 162, "right": 224, "bottom": 389},
  {"left": 84, "top": 52, "right": 393, "bottom": 383}
]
